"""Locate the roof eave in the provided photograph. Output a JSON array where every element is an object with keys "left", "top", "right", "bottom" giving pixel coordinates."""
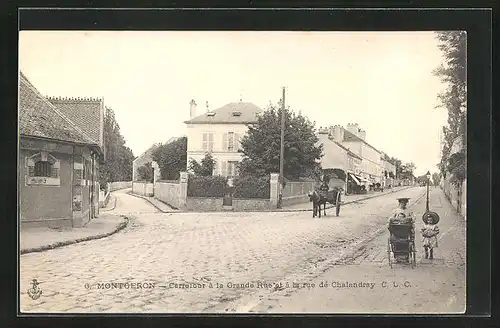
[{"left": 20, "top": 134, "right": 103, "bottom": 154}]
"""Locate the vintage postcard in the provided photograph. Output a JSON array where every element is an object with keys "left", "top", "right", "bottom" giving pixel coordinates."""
[{"left": 19, "top": 29, "right": 466, "bottom": 314}]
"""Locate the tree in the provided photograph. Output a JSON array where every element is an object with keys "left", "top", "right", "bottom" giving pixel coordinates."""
[
  {"left": 151, "top": 137, "right": 187, "bottom": 180},
  {"left": 432, "top": 172, "right": 441, "bottom": 186},
  {"left": 399, "top": 162, "right": 416, "bottom": 181},
  {"left": 99, "top": 107, "right": 135, "bottom": 188},
  {"left": 238, "top": 102, "right": 323, "bottom": 180},
  {"left": 137, "top": 162, "right": 154, "bottom": 182},
  {"left": 434, "top": 31, "right": 467, "bottom": 186},
  {"left": 189, "top": 152, "right": 216, "bottom": 176}
]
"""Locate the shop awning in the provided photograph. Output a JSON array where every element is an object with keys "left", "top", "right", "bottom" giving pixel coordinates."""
[
  {"left": 349, "top": 173, "right": 361, "bottom": 185},
  {"left": 358, "top": 176, "right": 371, "bottom": 183}
]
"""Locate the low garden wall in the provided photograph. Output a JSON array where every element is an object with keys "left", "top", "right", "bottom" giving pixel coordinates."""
[
  {"left": 132, "top": 181, "right": 154, "bottom": 196},
  {"left": 232, "top": 198, "right": 271, "bottom": 211},
  {"left": 281, "top": 181, "right": 314, "bottom": 206},
  {"left": 442, "top": 177, "right": 466, "bottom": 218},
  {"left": 108, "top": 181, "right": 132, "bottom": 192},
  {"left": 154, "top": 180, "right": 181, "bottom": 209},
  {"left": 186, "top": 197, "right": 224, "bottom": 212}
]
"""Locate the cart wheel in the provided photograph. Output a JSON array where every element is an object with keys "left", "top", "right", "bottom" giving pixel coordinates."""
[
  {"left": 336, "top": 193, "right": 341, "bottom": 216},
  {"left": 387, "top": 239, "right": 392, "bottom": 268}
]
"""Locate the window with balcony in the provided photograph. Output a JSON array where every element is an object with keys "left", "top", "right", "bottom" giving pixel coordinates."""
[{"left": 222, "top": 132, "right": 242, "bottom": 152}]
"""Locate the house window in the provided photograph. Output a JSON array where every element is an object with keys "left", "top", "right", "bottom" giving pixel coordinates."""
[
  {"left": 34, "top": 161, "right": 53, "bottom": 177},
  {"left": 202, "top": 132, "right": 214, "bottom": 151},
  {"left": 223, "top": 132, "right": 241, "bottom": 152}
]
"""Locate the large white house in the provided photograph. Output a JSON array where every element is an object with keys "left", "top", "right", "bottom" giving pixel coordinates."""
[
  {"left": 184, "top": 100, "right": 262, "bottom": 177},
  {"left": 327, "top": 124, "right": 384, "bottom": 185}
]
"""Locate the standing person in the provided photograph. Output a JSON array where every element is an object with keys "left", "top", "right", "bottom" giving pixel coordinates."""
[
  {"left": 388, "top": 198, "right": 415, "bottom": 262},
  {"left": 421, "top": 212, "right": 440, "bottom": 259}
]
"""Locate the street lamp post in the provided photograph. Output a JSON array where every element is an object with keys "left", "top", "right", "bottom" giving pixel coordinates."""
[{"left": 425, "top": 171, "right": 431, "bottom": 212}]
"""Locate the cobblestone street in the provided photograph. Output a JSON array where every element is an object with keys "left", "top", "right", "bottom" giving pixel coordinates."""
[{"left": 19, "top": 186, "right": 465, "bottom": 313}]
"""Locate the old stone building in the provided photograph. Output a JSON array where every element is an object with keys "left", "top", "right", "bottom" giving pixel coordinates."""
[{"left": 19, "top": 72, "right": 105, "bottom": 228}]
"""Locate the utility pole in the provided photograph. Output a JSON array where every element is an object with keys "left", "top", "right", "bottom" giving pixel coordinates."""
[{"left": 278, "top": 87, "right": 286, "bottom": 209}]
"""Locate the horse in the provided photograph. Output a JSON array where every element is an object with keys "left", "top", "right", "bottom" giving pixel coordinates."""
[{"left": 308, "top": 189, "right": 327, "bottom": 218}]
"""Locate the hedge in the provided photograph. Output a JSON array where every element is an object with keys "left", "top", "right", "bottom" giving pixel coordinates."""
[
  {"left": 187, "top": 175, "right": 227, "bottom": 197},
  {"left": 233, "top": 175, "right": 270, "bottom": 199}
]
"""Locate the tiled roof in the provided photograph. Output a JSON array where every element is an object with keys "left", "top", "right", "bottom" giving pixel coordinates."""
[
  {"left": 184, "top": 102, "right": 262, "bottom": 124},
  {"left": 47, "top": 96, "right": 103, "bottom": 147},
  {"left": 134, "top": 143, "right": 160, "bottom": 163},
  {"left": 19, "top": 72, "right": 96, "bottom": 145},
  {"left": 343, "top": 129, "right": 381, "bottom": 154}
]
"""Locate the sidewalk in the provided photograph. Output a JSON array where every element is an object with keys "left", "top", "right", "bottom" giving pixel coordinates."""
[
  {"left": 100, "top": 193, "right": 117, "bottom": 212},
  {"left": 127, "top": 191, "right": 178, "bottom": 212},
  {"left": 280, "top": 186, "right": 413, "bottom": 212},
  {"left": 20, "top": 214, "right": 128, "bottom": 254}
]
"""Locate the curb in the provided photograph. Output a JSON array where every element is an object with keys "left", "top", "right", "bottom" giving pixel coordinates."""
[
  {"left": 100, "top": 195, "right": 117, "bottom": 212},
  {"left": 20, "top": 216, "right": 130, "bottom": 255},
  {"left": 275, "top": 186, "right": 414, "bottom": 212},
  {"left": 127, "top": 191, "right": 178, "bottom": 213}
]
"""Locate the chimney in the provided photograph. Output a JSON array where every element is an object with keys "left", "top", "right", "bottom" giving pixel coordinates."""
[
  {"left": 328, "top": 125, "right": 344, "bottom": 141},
  {"left": 346, "top": 123, "right": 360, "bottom": 137},
  {"left": 359, "top": 129, "right": 366, "bottom": 140},
  {"left": 206, "top": 101, "right": 209, "bottom": 113},
  {"left": 189, "top": 99, "right": 197, "bottom": 119}
]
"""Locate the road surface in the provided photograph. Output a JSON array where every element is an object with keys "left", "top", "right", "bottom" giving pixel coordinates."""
[{"left": 19, "top": 186, "right": 465, "bottom": 314}]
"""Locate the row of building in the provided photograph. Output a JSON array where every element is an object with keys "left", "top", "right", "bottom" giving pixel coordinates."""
[
  {"left": 133, "top": 99, "right": 398, "bottom": 194},
  {"left": 19, "top": 72, "right": 106, "bottom": 228}
]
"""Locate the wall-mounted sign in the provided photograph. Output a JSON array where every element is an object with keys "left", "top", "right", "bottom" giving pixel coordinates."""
[{"left": 26, "top": 176, "right": 60, "bottom": 186}]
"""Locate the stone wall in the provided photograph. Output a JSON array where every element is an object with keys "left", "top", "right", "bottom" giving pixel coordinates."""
[
  {"left": 442, "top": 177, "right": 466, "bottom": 219},
  {"left": 280, "top": 180, "right": 315, "bottom": 207},
  {"left": 132, "top": 182, "right": 154, "bottom": 196},
  {"left": 186, "top": 197, "right": 224, "bottom": 211},
  {"left": 108, "top": 181, "right": 132, "bottom": 192},
  {"left": 232, "top": 198, "right": 271, "bottom": 211},
  {"left": 154, "top": 181, "right": 181, "bottom": 209}
]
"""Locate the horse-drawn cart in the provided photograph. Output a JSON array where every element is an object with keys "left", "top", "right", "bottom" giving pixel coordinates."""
[{"left": 318, "top": 189, "right": 342, "bottom": 216}]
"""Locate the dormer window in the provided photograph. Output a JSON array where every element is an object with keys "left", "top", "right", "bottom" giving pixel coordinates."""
[
  {"left": 207, "top": 112, "right": 216, "bottom": 117},
  {"left": 232, "top": 111, "right": 242, "bottom": 116}
]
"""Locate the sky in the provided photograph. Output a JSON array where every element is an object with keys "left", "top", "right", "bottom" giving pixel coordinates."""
[{"left": 19, "top": 31, "right": 451, "bottom": 177}]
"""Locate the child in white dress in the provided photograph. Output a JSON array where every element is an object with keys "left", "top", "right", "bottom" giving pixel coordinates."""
[{"left": 421, "top": 212, "right": 440, "bottom": 259}]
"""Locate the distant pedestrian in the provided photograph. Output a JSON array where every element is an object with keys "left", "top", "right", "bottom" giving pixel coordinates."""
[{"left": 421, "top": 212, "right": 440, "bottom": 259}]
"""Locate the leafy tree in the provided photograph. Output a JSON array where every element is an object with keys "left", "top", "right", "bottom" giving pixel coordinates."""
[
  {"left": 137, "top": 162, "right": 154, "bottom": 182},
  {"left": 399, "top": 162, "right": 416, "bottom": 181},
  {"left": 447, "top": 149, "right": 466, "bottom": 187},
  {"left": 238, "top": 101, "right": 323, "bottom": 181},
  {"left": 432, "top": 172, "right": 441, "bottom": 186},
  {"left": 434, "top": 31, "right": 467, "bottom": 186},
  {"left": 188, "top": 152, "right": 216, "bottom": 176},
  {"left": 99, "top": 107, "right": 135, "bottom": 188},
  {"left": 151, "top": 137, "right": 187, "bottom": 180}
]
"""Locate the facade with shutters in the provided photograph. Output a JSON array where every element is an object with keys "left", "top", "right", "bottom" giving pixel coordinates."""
[
  {"left": 19, "top": 72, "right": 104, "bottom": 228},
  {"left": 184, "top": 100, "right": 262, "bottom": 177}
]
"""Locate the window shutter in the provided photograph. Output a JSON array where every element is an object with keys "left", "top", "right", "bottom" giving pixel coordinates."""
[
  {"left": 234, "top": 133, "right": 241, "bottom": 151},
  {"left": 209, "top": 133, "right": 214, "bottom": 151},
  {"left": 222, "top": 133, "right": 228, "bottom": 151},
  {"left": 202, "top": 133, "right": 207, "bottom": 151}
]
